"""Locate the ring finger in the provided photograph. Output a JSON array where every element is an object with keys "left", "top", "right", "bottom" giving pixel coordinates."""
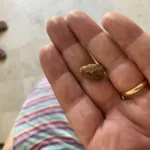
[
  {"left": 102, "top": 12, "right": 150, "bottom": 84},
  {"left": 66, "top": 11, "right": 144, "bottom": 96}
]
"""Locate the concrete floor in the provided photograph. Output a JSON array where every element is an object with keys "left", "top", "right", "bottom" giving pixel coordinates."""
[{"left": 0, "top": 0, "right": 150, "bottom": 143}]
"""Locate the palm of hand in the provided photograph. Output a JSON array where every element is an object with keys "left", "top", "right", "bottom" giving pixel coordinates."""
[
  {"left": 89, "top": 96, "right": 150, "bottom": 150},
  {"left": 40, "top": 11, "right": 150, "bottom": 150}
]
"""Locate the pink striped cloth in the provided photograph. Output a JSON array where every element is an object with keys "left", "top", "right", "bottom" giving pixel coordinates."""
[{"left": 13, "top": 77, "right": 84, "bottom": 150}]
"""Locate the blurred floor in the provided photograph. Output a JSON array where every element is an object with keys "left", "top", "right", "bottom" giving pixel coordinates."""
[{"left": 0, "top": 0, "right": 150, "bottom": 143}]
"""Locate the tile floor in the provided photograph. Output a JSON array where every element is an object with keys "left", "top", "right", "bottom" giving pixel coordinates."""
[{"left": 0, "top": 0, "right": 150, "bottom": 143}]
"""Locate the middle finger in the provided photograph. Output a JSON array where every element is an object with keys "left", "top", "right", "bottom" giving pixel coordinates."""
[{"left": 46, "top": 16, "right": 120, "bottom": 114}]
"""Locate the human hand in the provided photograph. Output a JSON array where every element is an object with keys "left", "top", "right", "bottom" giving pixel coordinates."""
[{"left": 40, "top": 11, "right": 150, "bottom": 150}]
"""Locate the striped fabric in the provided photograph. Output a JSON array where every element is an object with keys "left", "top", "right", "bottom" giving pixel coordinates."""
[{"left": 13, "top": 77, "right": 84, "bottom": 150}]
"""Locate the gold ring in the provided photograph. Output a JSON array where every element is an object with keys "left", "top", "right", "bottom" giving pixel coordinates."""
[{"left": 121, "top": 80, "right": 148, "bottom": 98}]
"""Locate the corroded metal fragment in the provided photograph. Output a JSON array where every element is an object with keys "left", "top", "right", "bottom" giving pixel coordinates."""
[{"left": 80, "top": 64, "right": 105, "bottom": 80}]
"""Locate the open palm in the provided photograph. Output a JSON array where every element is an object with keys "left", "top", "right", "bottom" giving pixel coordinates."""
[{"left": 40, "top": 11, "right": 150, "bottom": 150}]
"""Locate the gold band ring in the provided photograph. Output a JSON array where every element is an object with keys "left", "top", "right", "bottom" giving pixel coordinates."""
[{"left": 121, "top": 80, "right": 148, "bottom": 98}]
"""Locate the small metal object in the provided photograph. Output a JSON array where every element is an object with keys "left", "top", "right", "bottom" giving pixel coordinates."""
[
  {"left": 0, "top": 48, "right": 7, "bottom": 61},
  {"left": 80, "top": 64, "right": 105, "bottom": 80},
  {"left": 121, "top": 80, "right": 148, "bottom": 98},
  {"left": 0, "top": 21, "right": 8, "bottom": 32}
]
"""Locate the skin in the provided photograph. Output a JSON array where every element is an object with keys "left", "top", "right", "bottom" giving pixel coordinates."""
[
  {"left": 40, "top": 11, "right": 150, "bottom": 150},
  {"left": 2, "top": 128, "right": 13, "bottom": 150}
]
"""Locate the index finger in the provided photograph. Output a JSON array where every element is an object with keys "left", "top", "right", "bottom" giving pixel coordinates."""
[{"left": 40, "top": 45, "right": 103, "bottom": 147}]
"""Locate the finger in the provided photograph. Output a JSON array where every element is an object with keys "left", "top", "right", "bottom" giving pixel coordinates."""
[
  {"left": 40, "top": 45, "right": 103, "bottom": 147},
  {"left": 102, "top": 12, "right": 150, "bottom": 82},
  {"left": 66, "top": 11, "right": 144, "bottom": 93},
  {"left": 46, "top": 16, "right": 120, "bottom": 114}
]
